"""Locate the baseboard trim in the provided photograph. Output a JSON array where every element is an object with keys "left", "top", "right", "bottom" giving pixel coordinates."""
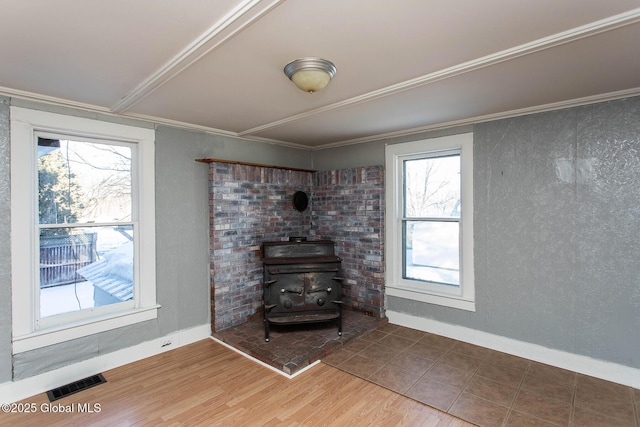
[
  {"left": 387, "top": 311, "right": 640, "bottom": 389},
  {"left": 209, "top": 336, "right": 321, "bottom": 379},
  {"left": 0, "top": 324, "right": 211, "bottom": 403}
]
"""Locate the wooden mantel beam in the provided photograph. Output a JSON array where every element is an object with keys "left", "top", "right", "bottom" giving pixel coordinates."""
[{"left": 195, "top": 157, "right": 317, "bottom": 173}]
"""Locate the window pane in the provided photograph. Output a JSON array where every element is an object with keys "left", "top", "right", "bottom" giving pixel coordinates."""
[
  {"left": 404, "top": 220, "right": 459, "bottom": 286},
  {"left": 404, "top": 154, "right": 460, "bottom": 218},
  {"left": 39, "top": 225, "right": 134, "bottom": 317},
  {"left": 38, "top": 138, "right": 132, "bottom": 224}
]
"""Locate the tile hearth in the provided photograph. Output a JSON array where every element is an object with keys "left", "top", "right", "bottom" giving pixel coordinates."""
[{"left": 212, "top": 309, "right": 382, "bottom": 375}]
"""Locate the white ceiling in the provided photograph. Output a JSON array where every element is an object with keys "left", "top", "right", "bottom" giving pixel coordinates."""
[{"left": 1, "top": 0, "right": 639, "bottom": 149}]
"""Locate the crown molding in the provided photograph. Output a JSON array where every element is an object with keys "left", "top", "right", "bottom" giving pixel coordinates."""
[
  {"left": 311, "top": 87, "right": 640, "bottom": 150},
  {"left": 1, "top": 84, "right": 317, "bottom": 150},
  {"left": 4, "top": 85, "right": 639, "bottom": 153},
  {"left": 0, "top": 85, "right": 113, "bottom": 115}
]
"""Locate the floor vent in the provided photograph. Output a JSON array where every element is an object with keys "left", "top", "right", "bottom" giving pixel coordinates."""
[{"left": 46, "top": 373, "right": 107, "bottom": 402}]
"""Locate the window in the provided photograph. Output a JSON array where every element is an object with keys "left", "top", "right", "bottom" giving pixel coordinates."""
[
  {"left": 11, "top": 107, "right": 158, "bottom": 352},
  {"left": 385, "top": 133, "right": 474, "bottom": 311}
]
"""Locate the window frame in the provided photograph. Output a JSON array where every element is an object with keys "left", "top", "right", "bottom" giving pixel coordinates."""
[
  {"left": 385, "top": 133, "right": 475, "bottom": 311},
  {"left": 10, "top": 107, "right": 159, "bottom": 353}
]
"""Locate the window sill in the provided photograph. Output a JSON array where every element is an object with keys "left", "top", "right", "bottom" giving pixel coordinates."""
[
  {"left": 12, "top": 305, "right": 161, "bottom": 354},
  {"left": 386, "top": 286, "right": 475, "bottom": 312}
]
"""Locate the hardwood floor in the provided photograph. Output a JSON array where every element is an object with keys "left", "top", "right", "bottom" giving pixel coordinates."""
[{"left": 3, "top": 339, "right": 471, "bottom": 426}]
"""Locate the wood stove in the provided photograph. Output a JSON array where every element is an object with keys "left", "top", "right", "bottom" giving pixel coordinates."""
[{"left": 261, "top": 239, "right": 343, "bottom": 342}]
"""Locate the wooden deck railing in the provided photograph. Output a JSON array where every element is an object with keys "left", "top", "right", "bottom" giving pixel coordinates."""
[{"left": 39, "top": 233, "right": 97, "bottom": 288}]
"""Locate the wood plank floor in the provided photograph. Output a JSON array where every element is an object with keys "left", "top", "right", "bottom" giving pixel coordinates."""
[{"left": 3, "top": 339, "right": 472, "bottom": 426}]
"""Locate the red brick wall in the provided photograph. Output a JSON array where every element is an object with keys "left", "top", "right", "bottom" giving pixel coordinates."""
[
  {"left": 209, "top": 162, "right": 384, "bottom": 331},
  {"left": 312, "top": 166, "right": 385, "bottom": 317}
]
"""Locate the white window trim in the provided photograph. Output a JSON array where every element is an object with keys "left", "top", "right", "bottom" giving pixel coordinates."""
[
  {"left": 10, "top": 107, "right": 159, "bottom": 353},
  {"left": 385, "top": 132, "right": 475, "bottom": 311}
]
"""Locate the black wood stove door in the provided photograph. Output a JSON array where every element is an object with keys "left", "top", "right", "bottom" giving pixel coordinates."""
[
  {"left": 265, "top": 270, "right": 341, "bottom": 314},
  {"left": 268, "top": 272, "right": 305, "bottom": 313},
  {"left": 304, "top": 271, "right": 339, "bottom": 310}
]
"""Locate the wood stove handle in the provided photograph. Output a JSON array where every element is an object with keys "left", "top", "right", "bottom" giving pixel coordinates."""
[
  {"left": 281, "top": 288, "right": 303, "bottom": 295},
  {"left": 264, "top": 279, "right": 277, "bottom": 287},
  {"left": 332, "top": 277, "right": 343, "bottom": 281},
  {"left": 308, "top": 287, "right": 333, "bottom": 294}
]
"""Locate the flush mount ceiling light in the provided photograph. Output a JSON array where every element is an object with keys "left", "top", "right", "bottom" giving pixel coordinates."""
[{"left": 284, "top": 58, "right": 337, "bottom": 93}]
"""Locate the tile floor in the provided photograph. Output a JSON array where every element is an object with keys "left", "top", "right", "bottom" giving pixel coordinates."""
[
  {"left": 214, "top": 312, "right": 639, "bottom": 426},
  {"left": 323, "top": 322, "right": 640, "bottom": 427},
  {"left": 212, "top": 309, "right": 382, "bottom": 375}
]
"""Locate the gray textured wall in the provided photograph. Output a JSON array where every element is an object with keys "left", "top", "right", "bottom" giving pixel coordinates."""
[
  {"left": 388, "top": 96, "right": 640, "bottom": 369},
  {"left": 0, "top": 97, "right": 11, "bottom": 383},
  {"left": 2, "top": 102, "right": 313, "bottom": 381}
]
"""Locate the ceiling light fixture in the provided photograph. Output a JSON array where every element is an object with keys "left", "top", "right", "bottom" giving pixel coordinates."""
[{"left": 284, "top": 58, "right": 337, "bottom": 93}]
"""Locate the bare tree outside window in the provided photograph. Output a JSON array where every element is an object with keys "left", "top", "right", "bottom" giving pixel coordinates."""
[
  {"left": 403, "top": 154, "right": 461, "bottom": 286},
  {"left": 63, "top": 141, "right": 132, "bottom": 223},
  {"left": 404, "top": 155, "right": 460, "bottom": 218}
]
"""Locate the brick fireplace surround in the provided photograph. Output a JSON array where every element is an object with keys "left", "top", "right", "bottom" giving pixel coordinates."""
[{"left": 207, "top": 161, "right": 384, "bottom": 333}]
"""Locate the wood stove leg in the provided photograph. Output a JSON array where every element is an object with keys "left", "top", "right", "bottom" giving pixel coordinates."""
[
  {"left": 334, "top": 300, "right": 343, "bottom": 336},
  {"left": 263, "top": 304, "right": 276, "bottom": 342}
]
